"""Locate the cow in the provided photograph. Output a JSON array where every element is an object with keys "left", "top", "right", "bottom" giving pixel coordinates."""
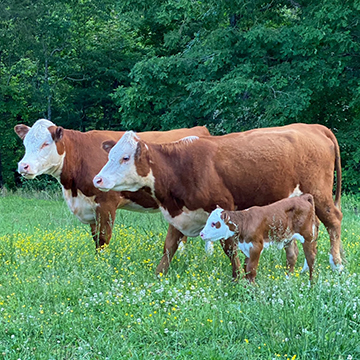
[
  {"left": 199, "top": 194, "right": 317, "bottom": 282},
  {"left": 93, "top": 123, "right": 343, "bottom": 279},
  {"left": 14, "top": 119, "right": 210, "bottom": 248}
]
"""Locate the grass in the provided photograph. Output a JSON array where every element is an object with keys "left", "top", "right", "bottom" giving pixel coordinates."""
[{"left": 0, "top": 192, "right": 359, "bottom": 360}]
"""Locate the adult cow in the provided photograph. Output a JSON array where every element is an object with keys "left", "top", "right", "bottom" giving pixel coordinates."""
[
  {"left": 14, "top": 119, "right": 210, "bottom": 248},
  {"left": 93, "top": 123, "right": 343, "bottom": 279}
]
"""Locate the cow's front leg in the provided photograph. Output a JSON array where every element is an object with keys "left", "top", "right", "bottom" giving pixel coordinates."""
[
  {"left": 156, "top": 224, "right": 184, "bottom": 275},
  {"left": 91, "top": 203, "right": 116, "bottom": 249},
  {"left": 220, "top": 237, "right": 241, "bottom": 280}
]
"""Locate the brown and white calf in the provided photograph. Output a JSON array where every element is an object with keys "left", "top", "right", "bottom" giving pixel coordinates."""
[
  {"left": 93, "top": 123, "right": 342, "bottom": 279},
  {"left": 200, "top": 194, "right": 317, "bottom": 282},
  {"left": 14, "top": 119, "right": 210, "bottom": 248}
]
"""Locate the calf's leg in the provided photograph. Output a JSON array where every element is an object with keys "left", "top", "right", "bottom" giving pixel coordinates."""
[
  {"left": 285, "top": 240, "right": 299, "bottom": 273},
  {"left": 245, "top": 242, "right": 263, "bottom": 283},
  {"left": 220, "top": 237, "right": 241, "bottom": 280}
]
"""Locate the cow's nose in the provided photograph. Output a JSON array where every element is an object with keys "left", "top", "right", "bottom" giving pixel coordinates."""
[
  {"left": 93, "top": 176, "right": 104, "bottom": 187},
  {"left": 18, "top": 162, "right": 30, "bottom": 174},
  {"left": 200, "top": 232, "right": 205, "bottom": 239}
]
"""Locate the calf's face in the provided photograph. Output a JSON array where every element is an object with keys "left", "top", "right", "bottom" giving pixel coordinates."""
[
  {"left": 14, "top": 119, "right": 65, "bottom": 179},
  {"left": 200, "top": 208, "right": 235, "bottom": 242},
  {"left": 94, "top": 131, "right": 153, "bottom": 193}
]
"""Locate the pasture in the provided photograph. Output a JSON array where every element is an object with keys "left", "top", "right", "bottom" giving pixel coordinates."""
[{"left": 0, "top": 192, "right": 359, "bottom": 360}]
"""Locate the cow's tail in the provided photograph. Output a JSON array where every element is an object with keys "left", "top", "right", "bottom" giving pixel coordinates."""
[{"left": 331, "top": 131, "right": 342, "bottom": 210}]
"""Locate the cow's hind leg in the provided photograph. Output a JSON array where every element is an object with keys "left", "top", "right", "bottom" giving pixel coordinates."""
[
  {"left": 156, "top": 225, "right": 184, "bottom": 275},
  {"left": 315, "top": 199, "right": 343, "bottom": 270}
]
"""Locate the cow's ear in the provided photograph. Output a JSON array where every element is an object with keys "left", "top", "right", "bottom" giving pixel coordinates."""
[
  {"left": 102, "top": 140, "right": 116, "bottom": 153},
  {"left": 14, "top": 124, "right": 30, "bottom": 140},
  {"left": 48, "top": 126, "right": 64, "bottom": 142}
]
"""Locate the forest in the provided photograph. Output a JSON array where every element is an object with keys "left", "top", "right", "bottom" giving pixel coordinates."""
[{"left": 1, "top": 0, "right": 359, "bottom": 191}]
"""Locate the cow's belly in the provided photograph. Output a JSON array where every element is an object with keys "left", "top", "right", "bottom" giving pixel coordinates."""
[
  {"left": 62, "top": 187, "right": 98, "bottom": 224},
  {"left": 160, "top": 207, "right": 209, "bottom": 237},
  {"left": 120, "top": 202, "right": 160, "bottom": 213}
]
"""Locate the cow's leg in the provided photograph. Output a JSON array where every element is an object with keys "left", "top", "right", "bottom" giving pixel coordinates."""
[
  {"left": 220, "top": 237, "right": 241, "bottom": 280},
  {"left": 156, "top": 225, "right": 184, "bottom": 275},
  {"left": 245, "top": 242, "right": 263, "bottom": 283},
  {"left": 285, "top": 240, "right": 299, "bottom": 273},
  {"left": 315, "top": 199, "right": 343, "bottom": 270},
  {"left": 91, "top": 203, "right": 116, "bottom": 249}
]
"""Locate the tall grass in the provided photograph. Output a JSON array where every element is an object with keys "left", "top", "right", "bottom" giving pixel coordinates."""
[{"left": 0, "top": 193, "right": 359, "bottom": 359}]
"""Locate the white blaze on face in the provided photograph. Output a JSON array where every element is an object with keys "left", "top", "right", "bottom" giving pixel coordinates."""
[
  {"left": 17, "top": 119, "right": 65, "bottom": 179},
  {"left": 200, "top": 208, "right": 235, "bottom": 242},
  {"left": 94, "top": 131, "right": 154, "bottom": 192}
]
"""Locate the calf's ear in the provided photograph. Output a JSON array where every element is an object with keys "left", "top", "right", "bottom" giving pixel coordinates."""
[
  {"left": 14, "top": 124, "right": 30, "bottom": 140},
  {"left": 102, "top": 140, "right": 116, "bottom": 153},
  {"left": 220, "top": 211, "right": 230, "bottom": 223},
  {"left": 48, "top": 126, "right": 64, "bottom": 142}
]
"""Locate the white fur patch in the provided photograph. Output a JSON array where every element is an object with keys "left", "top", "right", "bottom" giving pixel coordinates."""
[
  {"left": 301, "top": 258, "right": 309, "bottom": 273},
  {"left": 238, "top": 240, "right": 253, "bottom": 258},
  {"left": 161, "top": 207, "right": 209, "bottom": 238},
  {"left": 176, "top": 136, "right": 199, "bottom": 144},
  {"left": 62, "top": 188, "right": 99, "bottom": 224},
  {"left": 204, "top": 241, "right": 214, "bottom": 255},
  {"left": 94, "top": 131, "right": 155, "bottom": 193},
  {"left": 291, "top": 233, "right": 305, "bottom": 244},
  {"left": 18, "top": 119, "right": 65, "bottom": 179},
  {"left": 329, "top": 254, "right": 344, "bottom": 272},
  {"left": 289, "top": 184, "right": 303, "bottom": 198}
]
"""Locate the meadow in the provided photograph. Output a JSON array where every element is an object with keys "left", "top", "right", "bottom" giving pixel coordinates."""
[{"left": 0, "top": 192, "right": 359, "bottom": 360}]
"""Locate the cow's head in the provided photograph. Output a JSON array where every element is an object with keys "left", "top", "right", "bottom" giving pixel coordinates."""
[
  {"left": 200, "top": 208, "right": 236, "bottom": 242},
  {"left": 14, "top": 119, "right": 65, "bottom": 179},
  {"left": 93, "top": 131, "right": 153, "bottom": 192}
]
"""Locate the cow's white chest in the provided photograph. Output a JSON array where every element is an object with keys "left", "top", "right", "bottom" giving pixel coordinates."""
[
  {"left": 62, "top": 187, "right": 98, "bottom": 224},
  {"left": 160, "top": 207, "right": 209, "bottom": 237}
]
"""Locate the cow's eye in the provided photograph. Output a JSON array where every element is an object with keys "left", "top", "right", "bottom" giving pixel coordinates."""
[
  {"left": 41, "top": 142, "right": 49, "bottom": 149},
  {"left": 122, "top": 155, "right": 130, "bottom": 162},
  {"left": 211, "top": 222, "right": 216, "bottom": 227}
]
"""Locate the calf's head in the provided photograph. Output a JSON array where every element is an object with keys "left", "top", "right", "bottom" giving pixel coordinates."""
[
  {"left": 14, "top": 119, "right": 65, "bottom": 179},
  {"left": 93, "top": 131, "right": 153, "bottom": 192},
  {"left": 200, "top": 208, "right": 236, "bottom": 242}
]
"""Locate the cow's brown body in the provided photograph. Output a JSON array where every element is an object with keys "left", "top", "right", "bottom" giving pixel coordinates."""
[
  {"left": 97, "top": 123, "right": 342, "bottom": 278},
  {"left": 215, "top": 194, "right": 317, "bottom": 282},
  {"left": 16, "top": 123, "right": 210, "bottom": 248}
]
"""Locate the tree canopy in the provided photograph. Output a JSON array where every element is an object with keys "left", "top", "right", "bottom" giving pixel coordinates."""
[{"left": 1, "top": 0, "right": 359, "bottom": 191}]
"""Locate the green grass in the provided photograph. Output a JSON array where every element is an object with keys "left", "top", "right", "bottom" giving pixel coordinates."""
[{"left": 0, "top": 193, "right": 359, "bottom": 360}]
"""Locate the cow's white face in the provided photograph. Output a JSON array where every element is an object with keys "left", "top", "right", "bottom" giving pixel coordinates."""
[
  {"left": 15, "top": 119, "right": 65, "bottom": 179},
  {"left": 200, "top": 208, "right": 235, "bottom": 242},
  {"left": 93, "top": 131, "right": 154, "bottom": 193}
]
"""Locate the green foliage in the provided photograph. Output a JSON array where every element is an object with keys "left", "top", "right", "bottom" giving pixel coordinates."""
[{"left": 1, "top": 0, "right": 360, "bottom": 191}]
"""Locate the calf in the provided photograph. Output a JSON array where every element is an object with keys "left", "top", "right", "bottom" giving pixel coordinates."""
[{"left": 200, "top": 194, "right": 317, "bottom": 282}]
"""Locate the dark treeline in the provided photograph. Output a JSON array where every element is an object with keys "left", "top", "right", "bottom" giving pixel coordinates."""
[{"left": 1, "top": 0, "right": 359, "bottom": 191}]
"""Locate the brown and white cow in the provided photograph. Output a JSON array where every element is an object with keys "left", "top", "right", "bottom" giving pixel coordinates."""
[
  {"left": 93, "top": 123, "right": 342, "bottom": 279},
  {"left": 200, "top": 194, "right": 317, "bottom": 282},
  {"left": 14, "top": 119, "right": 210, "bottom": 248}
]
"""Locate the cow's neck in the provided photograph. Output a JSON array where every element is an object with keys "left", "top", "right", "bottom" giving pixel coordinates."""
[
  {"left": 58, "top": 130, "right": 89, "bottom": 196},
  {"left": 149, "top": 144, "right": 196, "bottom": 215}
]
